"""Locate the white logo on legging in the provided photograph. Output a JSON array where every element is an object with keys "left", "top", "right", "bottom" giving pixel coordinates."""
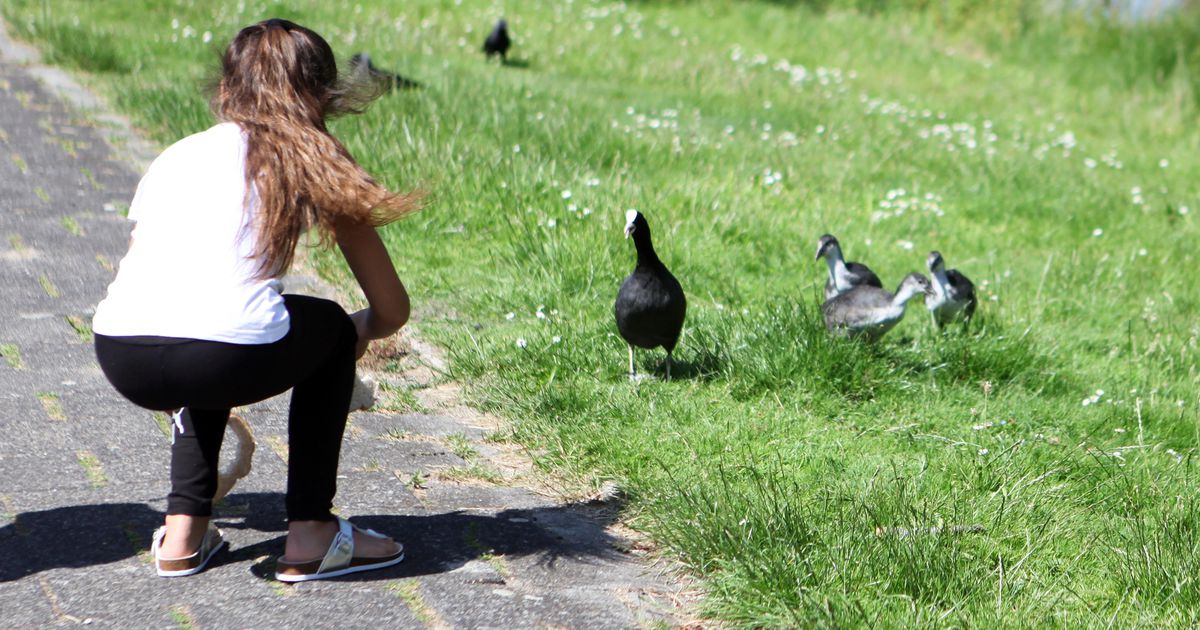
[{"left": 172, "top": 408, "right": 186, "bottom": 441}]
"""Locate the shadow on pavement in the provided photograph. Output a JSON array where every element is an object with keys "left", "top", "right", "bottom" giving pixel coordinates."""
[
  {"left": 1, "top": 492, "right": 629, "bottom": 582},
  {"left": 0, "top": 501, "right": 162, "bottom": 582}
]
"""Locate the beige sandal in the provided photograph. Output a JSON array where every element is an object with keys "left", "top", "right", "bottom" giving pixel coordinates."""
[
  {"left": 151, "top": 523, "right": 226, "bottom": 577},
  {"left": 274, "top": 516, "right": 404, "bottom": 583}
]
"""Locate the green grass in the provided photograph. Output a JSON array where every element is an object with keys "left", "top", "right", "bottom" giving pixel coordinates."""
[
  {"left": 167, "top": 604, "right": 196, "bottom": 630},
  {"left": 444, "top": 431, "right": 479, "bottom": 461},
  {"left": 37, "top": 391, "right": 64, "bottom": 421},
  {"left": 80, "top": 166, "right": 103, "bottom": 190},
  {"left": 75, "top": 450, "right": 108, "bottom": 488},
  {"left": 438, "top": 463, "right": 503, "bottom": 484},
  {"left": 385, "top": 580, "right": 437, "bottom": 625},
  {"left": 7, "top": 233, "right": 27, "bottom": 254},
  {"left": 5, "top": 0, "right": 1199, "bottom": 625},
  {"left": 0, "top": 343, "right": 23, "bottom": 369},
  {"left": 37, "top": 274, "right": 58, "bottom": 298},
  {"left": 120, "top": 523, "right": 153, "bottom": 565},
  {"left": 148, "top": 412, "right": 171, "bottom": 438},
  {"left": 64, "top": 315, "right": 92, "bottom": 343},
  {"left": 60, "top": 216, "right": 83, "bottom": 237}
]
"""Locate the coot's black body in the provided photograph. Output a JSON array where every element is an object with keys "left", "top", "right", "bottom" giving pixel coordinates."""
[
  {"left": 616, "top": 269, "right": 686, "bottom": 353},
  {"left": 615, "top": 211, "right": 686, "bottom": 377},
  {"left": 483, "top": 19, "right": 511, "bottom": 60}
]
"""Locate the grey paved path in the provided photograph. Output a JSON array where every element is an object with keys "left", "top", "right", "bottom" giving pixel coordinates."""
[{"left": 0, "top": 21, "right": 685, "bottom": 630}]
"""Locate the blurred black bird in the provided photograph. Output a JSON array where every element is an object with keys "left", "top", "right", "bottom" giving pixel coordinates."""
[
  {"left": 615, "top": 210, "right": 687, "bottom": 380},
  {"left": 482, "top": 19, "right": 511, "bottom": 61},
  {"left": 349, "top": 52, "right": 421, "bottom": 90}
]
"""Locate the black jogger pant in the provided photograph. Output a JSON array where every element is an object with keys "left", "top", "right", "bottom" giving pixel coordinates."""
[{"left": 94, "top": 294, "right": 357, "bottom": 521}]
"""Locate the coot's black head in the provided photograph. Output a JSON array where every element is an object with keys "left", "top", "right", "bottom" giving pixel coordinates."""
[
  {"left": 926, "top": 251, "right": 945, "bottom": 274},
  {"left": 624, "top": 209, "right": 649, "bottom": 240},
  {"left": 496, "top": 18, "right": 508, "bottom": 31},
  {"left": 815, "top": 234, "right": 840, "bottom": 261}
]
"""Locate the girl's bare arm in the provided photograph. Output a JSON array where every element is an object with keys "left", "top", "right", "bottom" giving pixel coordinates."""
[{"left": 335, "top": 219, "right": 409, "bottom": 355}]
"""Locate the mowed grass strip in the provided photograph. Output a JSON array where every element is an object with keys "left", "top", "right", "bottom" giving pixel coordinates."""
[{"left": 6, "top": 0, "right": 1198, "bottom": 624}]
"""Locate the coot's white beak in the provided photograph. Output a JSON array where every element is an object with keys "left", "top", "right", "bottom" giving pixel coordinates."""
[{"left": 624, "top": 224, "right": 634, "bottom": 239}]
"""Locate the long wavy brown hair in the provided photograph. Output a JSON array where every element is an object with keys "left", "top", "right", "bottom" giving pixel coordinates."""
[{"left": 213, "top": 18, "right": 419, "bottom": 279}]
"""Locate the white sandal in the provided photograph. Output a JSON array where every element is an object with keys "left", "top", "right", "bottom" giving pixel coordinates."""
[
  {"left": 274, "top": 517, "right": 404, "bottom": 583},
  {"left": 151, "top": 523, "right": 226, "bottom": 577}
]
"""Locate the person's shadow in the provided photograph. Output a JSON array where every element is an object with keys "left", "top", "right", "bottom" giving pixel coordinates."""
[{"left": 0, "top": 492, "right": 630, "bottom": 582}]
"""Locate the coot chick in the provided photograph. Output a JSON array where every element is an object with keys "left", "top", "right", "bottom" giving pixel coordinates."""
[
  {"left": 925, "top": 251, "right": 977, "bottom": 328},
  {"left": 615, "top": 210, "right": 686, "bottom": 380},
  {"left": 815, "top": 234, "right": 882, "bottom": 300},
  {"left": 822, "top": 272, "right": 931, "bottom": 342},
  {"left": 483, "top": 19, "right": 511, "bottom": 61}
]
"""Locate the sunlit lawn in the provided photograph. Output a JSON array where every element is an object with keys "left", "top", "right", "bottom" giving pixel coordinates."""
[{"left": 6, "top": 0, "right": 1198, "bottom": 624}]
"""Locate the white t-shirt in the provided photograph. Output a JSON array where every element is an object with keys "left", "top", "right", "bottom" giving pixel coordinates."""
[{"left": 92, "top": 122, "right": 290, "bottom": 344}]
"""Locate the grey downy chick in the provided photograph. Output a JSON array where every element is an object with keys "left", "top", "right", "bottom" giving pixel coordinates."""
[
  {"left": 925, "top": 251, "right": 977, "bottom": 328},
  {"left": 823, "top": 272, "right": 931, "bottom": 342},
  {"left": 815, "top": 234, "right": 883, "bottom": 300}
]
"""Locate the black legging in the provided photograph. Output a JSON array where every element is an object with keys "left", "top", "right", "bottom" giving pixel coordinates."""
[{"left": 94, "top": 294, "right": 357, "bottom": 521}]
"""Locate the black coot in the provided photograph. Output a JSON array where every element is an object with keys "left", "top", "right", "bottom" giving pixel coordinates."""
[
  {"left": 615, "top": 210, "right": 686, "bottom": 380},
  {"left": 483, "top": 19, "right": 511, "bottom": 61}
]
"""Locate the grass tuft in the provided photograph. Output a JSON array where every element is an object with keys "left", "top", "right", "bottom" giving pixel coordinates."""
[
  {"left": 0, "top": 343, "right": 23, "bottom": 369},
  {"left": 76, "top": 450, "right": 108, "bottom": 488},
  {"left": 38, "top": 392, "right": 64, "bottom": 421}
]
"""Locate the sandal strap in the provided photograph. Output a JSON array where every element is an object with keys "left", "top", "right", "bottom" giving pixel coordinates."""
[
  {"left": 151, "top": 523, "right": 223, "bottom": 559},
  {"left": 315, "top": 517, "right": 355, "bottom": 576},
  {"left": 354, "top": 522, "right": 388, "bottom": 540}
]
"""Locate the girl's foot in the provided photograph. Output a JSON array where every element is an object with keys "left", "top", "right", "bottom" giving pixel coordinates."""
[
  {"left": 159, "top": 514, "right": 211, "bottom": 558},
  {"left": 275, "top": 517, "right": 404, "bottom": 582},
  {"left": 284, "top": 519, "right": 400, "bottom": 562}
]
